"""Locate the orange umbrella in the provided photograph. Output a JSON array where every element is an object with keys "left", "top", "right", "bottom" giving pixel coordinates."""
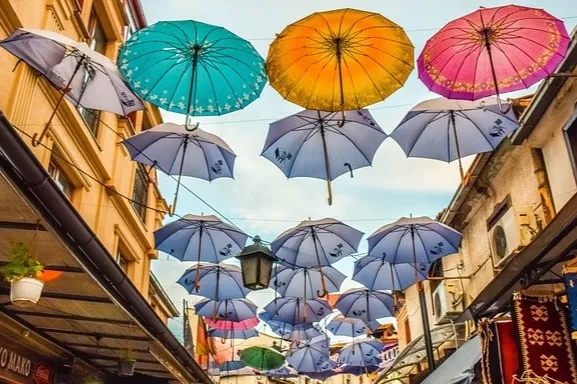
[{"left": 267, "top": 8, "right": 414, "bottom": 122}]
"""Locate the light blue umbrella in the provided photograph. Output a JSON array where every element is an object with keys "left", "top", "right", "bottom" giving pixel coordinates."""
[
  {"left": 154, "top": 214, "right": 247, "bottom": 267},
  {"left": 177, "top": 263, "right": 249, "bottom": 300},
  {"left": 338, "top": 340, "right": 384, "bottom": 367},
  {"left": 335, "top": 288, "right": 394, "bottom": 323},
  {"left": 118, "top": 20, "right": 266, "bottom": 119},
  {"left": 300, "top": 360, "right": 339, "bottom": 377},
  {"left": 287, "top": 336, "right": 331, "bottom": 373},
  {"left": 259, "top": 313, "right": 325, "bottom": 341},
  {"left": 264, "top": 297, "right": 332, "bottom": 325},
  {"left": 270, "top": 266, "right": 346, "bottom": 299},
  {"left": 208, "top": 328, "right": 259, "bottom": 340},
  {"left": 261, "top": 365, "right": 299, "bottom": 378},
  {"left": 262, "top": 109, "right": 387, "bottom": 205},
  {"left": 368, "top": 217, "right": 462, "bottom": 265},
  {"left": 390, "top": 97, "right": 518, "bottom": 180},
  {"left": 352, "top": 256, "right": 430, "bottom": 291},
  {"left": 195, "top": 298, "right": 257, "bottom": 322},
  {"left": 326, "top": 315, "right": 370, "bottom": 338}
]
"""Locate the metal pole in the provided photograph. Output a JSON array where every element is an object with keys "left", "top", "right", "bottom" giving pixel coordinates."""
[
  {"left": 318, "top": 111, "right": 333, "bottom": 206},
  {"left": 411, "top": 225, "right": 436, "bottom": 370}
]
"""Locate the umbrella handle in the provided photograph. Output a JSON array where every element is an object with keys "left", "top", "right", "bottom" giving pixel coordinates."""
[
  {"left": 337, "top": 110, "right": 346, "bottom": 127},
  {"left": 344, "top": 163, "right": 353, "bottom": 178},
  {"left": 316, "top": 288, "right": 328, "bottom": 298}
]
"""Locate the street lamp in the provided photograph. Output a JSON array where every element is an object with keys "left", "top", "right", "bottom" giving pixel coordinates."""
[{"left": 236, "top": 236, "right": 277, "bottom": 290}]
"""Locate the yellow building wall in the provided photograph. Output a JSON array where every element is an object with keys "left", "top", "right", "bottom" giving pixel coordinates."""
[{"left": 0, "top": 0, "right": 167, "bottom": 299}]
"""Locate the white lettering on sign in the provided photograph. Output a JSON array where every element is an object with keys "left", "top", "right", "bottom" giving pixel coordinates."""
[{"left": 0, "top": 346, "right": 32, "bottom": 377}]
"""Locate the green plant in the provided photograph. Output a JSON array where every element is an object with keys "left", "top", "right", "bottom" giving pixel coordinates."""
[
  {"left": 121, "top": 348, "right": 136, "bottom": 362},
  {"left": 0, "top": 242, "right": 43, "bottom": 282}
]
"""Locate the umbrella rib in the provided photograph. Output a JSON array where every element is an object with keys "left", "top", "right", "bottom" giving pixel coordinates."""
[
  {"left": 284, "top": 132, "right": 318, "bottom": 177},
  {"left": 455, "top": 110, "right": 499, "bottom": 150},
  {"left": 198, "top": 59, "right": 244, "bottom": 113},
  {"left": 390, "top": 227, "right": 411, "bottom": 263},
  {"left": 124, "top": 133, "right": 175, "bottom": 172},
  {"left": 403, "top": 111, "right": 445, "bottom": 157}
]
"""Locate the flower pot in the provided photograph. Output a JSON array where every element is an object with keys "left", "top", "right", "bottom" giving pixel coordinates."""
[
  {"left": 10, "top": 277, "right": 44, "bottom": 307},
  {"left": 117, "top": 360, "right": 136, "bottom": 376}
]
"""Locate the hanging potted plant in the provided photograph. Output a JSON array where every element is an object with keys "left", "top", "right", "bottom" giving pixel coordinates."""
[
  {"left": 117, "top": 348, "right": 136, "bottom": 377},
  {"left": 0, "top": 242, "right": 44, "bottom": 307}
]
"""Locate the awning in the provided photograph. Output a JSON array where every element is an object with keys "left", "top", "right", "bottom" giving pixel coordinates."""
[
  {"left": 458, "top": 191, "right": 577, "bottom": 321},
  {"left": 421, "top": 336, "right": 481, "bottom": 384},
  {"left": 0, "top": 112, "right": 211, "bottom": 383}
]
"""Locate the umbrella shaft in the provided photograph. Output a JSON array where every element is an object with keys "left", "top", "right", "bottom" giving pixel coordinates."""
[
  {"left": 449, "top": 111, "right": 465, "bottom": 182},
  {"left": 319, "top": 122, "right": 333, "bottom": 205},
  {"left": 171, "top": 137, "right": 189, "bottom": 214},
  {"left": 185, "top": 48, "right": 200, "bottom": 126},
  {"left": 482, "top": 30, "right": 502, "bottom": 103}
]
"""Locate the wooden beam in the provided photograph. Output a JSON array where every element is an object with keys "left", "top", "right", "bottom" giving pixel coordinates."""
[
  {"left": 9, "top": 311, "right": 131, "bottom": 325},
  {"left": 0, "top": 288, "right": 111, "bottom": 303},
  {"left": 0, "top": 221, "right": 47, "bottom": 231},
  {"left": 38, "top": 328, "right": 150, "bottom": 341},
  {"left": 0, "top": 262, "right": 84, "bottom": 273},
  {"left": 66, "top": 343, "right": 149, "bottom": 353},
  {"left": 99, "top": 365, "right": 170, "bottom": 374},
  {"left": 84, "top": 354, "right": 159, "bottom": 364}
]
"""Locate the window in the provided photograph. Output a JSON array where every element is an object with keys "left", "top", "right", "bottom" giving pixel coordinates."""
[
  {"left": 132, "top": 165, "right": 149, "bottom": 222},
  {"left": 48, "top": 161, "right": 73, "bottom": 198},
  {"left": 116, "top": 249, "right": 129, "bottom": 273},
  {"left": 565, "top": 104, "right": 577, "bottom": 179},
  {"left": 77, "top": 13, "right": 108, "bottom": 136}
]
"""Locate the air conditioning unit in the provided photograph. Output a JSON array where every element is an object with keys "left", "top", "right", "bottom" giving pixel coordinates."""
[
  {"left": 488, "top": 207, "right": 531, "bottom": 268},
  {"left": 433, "top": 279, "right": 463, "bottom": 325}
]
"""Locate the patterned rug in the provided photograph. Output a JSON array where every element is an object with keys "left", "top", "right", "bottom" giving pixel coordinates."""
[
  {"left": 512, "top": 292, "right": 577, "bottom": 383},
  {"left": 564, "top": 267, "right": 577, "bottom": 340},
  {"left": 480, "top": 318, "right": 519, "bottom": 384}
]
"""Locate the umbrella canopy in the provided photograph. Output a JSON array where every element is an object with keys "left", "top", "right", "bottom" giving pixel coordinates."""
[
  {"left": 264, "top": 297, "right": 332, "bottom": 325},
  {"left": 261, "top": 365, "right": 299, "bottom": 378},
  {"left": 240, "top": 346, "right": 285, "bottom": 371},
  {"left": 262, "top": 109, "right": 387, "bottom": 205},
  {"left": 287, "top": 336, "right": 331, "bottom": 372},
  {"left": 390, "top": 97, "right": 518, "bottom": 180},
  {"left": 177, "top": 263, "right": 249, "bottom": 300},
  {"left": 0, "top": 28, "right": 144, "bottom": 145},
  {"left": 326, "top": 316, "right": 370, "bottom": 338},
  {"left": 270, "top": 266, "right": 346, "bottom": 299},
  {"left": 418, "top": 5, "right": 570, "bottom": 101},
  {"left": 368, "top": 217, "right": 462, "bottom": 264},
  {"left": 118, "top": 20, "right": 266, "bottom": 117},
  {"left": 259, "top": 313, "right": 325, "bottom": 341},
  {"left": 340, "top": 365, "right": 380, "bottom": 376},
  {"left": 217, "top": 361, "right": 247, "bottom": 374},
  {"left": 205, "top": 316, "right": 260, "bottom": 331},
  {"left": 154, "top": 214, "right": 247, "bottom": 263},
  {"left": 123, "top": 124, "right": 236, "bottom": 213},
  {"left": 272, "top": 218, "right": 363, "bottom": 268},
  {"left": 1, "top": 28, "right": 143, "bottom": 115},
  {"left": 352, "top": 256, "right": 429, "bottom": 291},
  {"left": 208, "top": 328, "right": 259, "bottom": 340},
  {"left": 300, "top": 360, "right": 339, "bottom": 377},
  {"left": 335, "top": 289, "right": 394, "bottom": 323},
  {"left": 267, "top": 8, "right": 413, "bottom": 115},
  {"left": 338, "top": 340, "right": 384, "bottom": 367},
  {"left": 195, "top": 298, "right": 257, "bottom": 322}
]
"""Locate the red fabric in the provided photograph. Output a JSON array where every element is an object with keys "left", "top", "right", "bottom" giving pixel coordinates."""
[
  {"left": 204, "top": 316, "right": 259, "bottom": 330},
  {"left": 480, "top": 319, "right": 518, "bottom": 384},
  {"left": 512, "top": 293, "right": 577, "bottom": 383},
  {"left": 495, "top": 321, "right": 518, "bottom": 383}
]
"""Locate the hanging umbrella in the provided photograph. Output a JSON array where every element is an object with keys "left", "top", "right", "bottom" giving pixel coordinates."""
[
  {"left": 195, "top": 298, "right": 257, "bottom": 322},
  {"left": 205, "top": 316, "right": 260, "bottom": 331},
  {"left": 240, "top": 346, "right": 285, "bottom": 371},
  {"left": 217, "top": 361, "right": 248, "bottom": 374},
  {"left": 264, "top": 297, "right": 332, "bottom": 325},
  {"left": 155, "top": 214, "right": 246, "bottom": 286},
  {"left": 177, "top": 263, "right": 249, "bottom": 299},
  {"left": 272, "top": 218, "right": 362, "bottom": 297},
  {"left": 270, "top": 266, "right": 346, "bottom": 299},
  {"left": 369, "top": 216, "right": 462, "bottom": 371},
  {"left": 261, "top": 365, "right": 299, "bottom": 378},
  {"left": 390, "top": 97, "right": 518, "bottom": 181},
  {"left": 338, "top": 340, "right": 384, "bottom": 367},
  {"left": 118, "top": 20, "right": 266, "bottom": 119},
  {"left": 262, "top": 109, "right": 387, "bottom": 205},
  {"left": 300, "top": 360, "right": 339, "bottom": 377},
  {"left": 352, "top": 256, "right": 429, "bottom": 291},
  {"left": 335, "top": 289, "right": 394, "bottom": 323},
  {"left": 369, "top": 217, "right": 461, "bottom": 265},
  {"left": 259, "top": 313, "right": 325, "bottom": 341},
  {"left": 208, "top": 328, "right": 259, "bottom": 340},
  {"left": 0, "top": 28, "right": 144, "bottom": 146},
  {"left": 340, "top": 365, "right": 380, "bottom": 376},
  {"left": 290, "top": 324, "right": 326, "bottom": 342},
  {"left": 287, "top": 336, "right": 331, "bottom": 372},
  {"left": 418, "top": 5, "right": 569, "bottom": 106},
  {"left": 326, "top": 316, "right": 370, "bottom": 338},
  {"left": 267, "top": 8, "right": 413, "bottom": 119},
  {"left": 123, "top": 124, "right": 236, "bottom": 213}
]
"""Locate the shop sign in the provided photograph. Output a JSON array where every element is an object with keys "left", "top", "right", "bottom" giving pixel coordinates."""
[{"left": 0, "top": 335, "right": 54, "bottom": 384}]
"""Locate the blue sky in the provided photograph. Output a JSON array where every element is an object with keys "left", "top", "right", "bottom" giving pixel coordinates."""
[{"left": 140, "top": 0, "right": 576, "bottom": 319}]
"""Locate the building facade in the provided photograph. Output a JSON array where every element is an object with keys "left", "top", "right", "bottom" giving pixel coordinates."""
[
  {"left": 0, "top": 1, "right": 208, "bottom": 383},
  {"left": 380, "top": 30, "right": 577, "bottom": 383}
]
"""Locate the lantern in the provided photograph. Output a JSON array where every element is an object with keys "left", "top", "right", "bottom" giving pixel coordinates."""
[{"left": 236, "top": 236, "right": 276, "bottom": 290}]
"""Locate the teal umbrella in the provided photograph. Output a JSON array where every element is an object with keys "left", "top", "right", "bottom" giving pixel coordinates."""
[{"left": 118, "top": 20, "right": 266, "bottom": 120}]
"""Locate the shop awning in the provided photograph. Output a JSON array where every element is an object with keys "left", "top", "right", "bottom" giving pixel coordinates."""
[
  {"left": 457, "top": 191, "right": 577, "bottom": 322},
  {"left": 375, "top": 323, "right": 467, "bottom": 384},
  {"left": 420, "top": 336, "right": 481, "bottom": 384},
  {"left": 0, "top": 112, "right": 211, "bottom": 383}
]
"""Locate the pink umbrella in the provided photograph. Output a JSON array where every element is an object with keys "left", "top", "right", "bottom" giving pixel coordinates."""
[
  {"left": 418, "top": 5, "right": 569, "bottom": 106},
  {"left": 205, "top": 316, "right": 260, "bottom": 331}
]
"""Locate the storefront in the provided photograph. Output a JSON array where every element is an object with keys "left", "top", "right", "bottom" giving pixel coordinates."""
[{"left": 0, "top": 333, "right": 56, "bottom": 384}]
